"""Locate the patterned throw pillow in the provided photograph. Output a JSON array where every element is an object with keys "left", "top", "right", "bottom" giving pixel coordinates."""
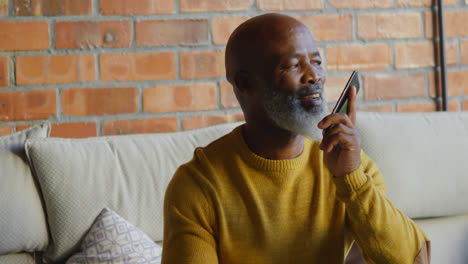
[{"left": 66, "top": 208, "right": 162, "bottom": 264}]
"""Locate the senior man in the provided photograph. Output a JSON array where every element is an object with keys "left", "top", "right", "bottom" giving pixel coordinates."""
[{"left": 162, "top": 13, "right": 430, "bottom": 264}]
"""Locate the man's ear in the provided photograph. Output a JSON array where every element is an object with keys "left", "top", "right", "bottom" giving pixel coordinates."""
[{"left": 234, "top": 70, "right": 252, "bottom": 95}]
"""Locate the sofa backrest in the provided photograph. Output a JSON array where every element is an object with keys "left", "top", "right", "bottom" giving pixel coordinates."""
[
  {"left": 356, "top": 112, "right": 468, "bottom": 219},
  {"left": 25, "top": 122, "right": 242, "bottom": 263},
  {"left": 0, "top": 124, "right": 50, "bottom": 261},
  {"left": 356, "top": 112, "right": 468, "bottom": 264}
]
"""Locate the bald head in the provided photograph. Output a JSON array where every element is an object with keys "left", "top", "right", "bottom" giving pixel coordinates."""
[
  {"left": 225, "top": 13, "right": 311, "bottom": 84},
  {"left": 224, "top": 13, "right": 327, "bottom": 140}
]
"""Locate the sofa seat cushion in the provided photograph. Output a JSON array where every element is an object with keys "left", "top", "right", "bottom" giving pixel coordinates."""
[
  {"left": 25, "top": 122, "right": 241, "bottom": 262},
  {"left": 0, "top": 124, "right": 50, "bottom": 255},
  {"left": 357, "top": 112, "right": 468, "bottom": 219},
  {"left": 414, "top": 214, "right": 468, "bottom": 264},
  {"left": 0, "top": 253, "right": 36, "bottom": 264}
]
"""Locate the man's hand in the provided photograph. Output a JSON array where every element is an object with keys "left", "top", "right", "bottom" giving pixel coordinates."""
[{"left": 317, "top": 86, "right": 361, "bottom": 177}]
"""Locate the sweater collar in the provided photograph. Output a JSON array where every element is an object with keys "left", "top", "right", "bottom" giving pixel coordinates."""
[{"left": 232, "top": 125, "right": 313, "bottom": 172}]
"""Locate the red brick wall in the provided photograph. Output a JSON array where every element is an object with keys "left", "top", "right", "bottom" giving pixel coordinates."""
[{"left": 0, "top": 0, "right": 467, "bottom": 137}]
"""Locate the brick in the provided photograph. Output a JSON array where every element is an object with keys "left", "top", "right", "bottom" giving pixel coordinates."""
[
  {"left": 14, "top": 0, "right": 91, "bottom": 16},
  {"left": 357, "top": 105, "right": 393, "bottom": 112},
  {"left": 144, "top": 83, "right": 217, "bottom": 113},
  {"left": 397, "top": 0, "right": 456, "bottom": 7},
  {"left": 62, "top": 87, "right": 137, "bottom": 116},
  {"left": 0, "top": 57, "right": 8, "bottom": 86},
  {"left": 0, "top": 21, "right": 49, "bottom": 51},
  {"left": 298, "top": 15, "right": 353, "bottom": 41},
  {"left": 100, "top": 0, "right": 174, "bottom": 15},
  {"left": 363, "top": 73, "right": 426, "bottom": 100},
  {"left": 257, "top": 0, "right": 322, "bottom": 11},
  {"left": 55, "top": 21, "right": 132, "bottom": 49},
  {"left": 231, "top": 113, "right": 245, "bottom": 122},
  {"left": 0, "top": 90, "right": 56, "bottom": 121},
  {"left": 358, "top": 13, "right": 422, "bottom": 39},
  {"left": 51, "top": 122, "right": 96, "bottom": 138},
  {"left": 0, "top": 0, "right": 7, "bottom": 15},
  {"left": 326, "top": 44, "right": 391, "bottom": 71},
  {"left": 425, "top": 11, "right": 468, "bottom": 38},
  {"left": 0, "top": 127, "right": 12, "bottom": 136},
  {"left": 100, "top": 53, "right": 176, "bottom": 82},
  {"left": 397, "top": 102, "right": 436, "bottom": 112},
  {"left": 16, "top": 124, "right": 31, "bottom": 131},
  {"left": 182, "top": 115, "right": 228, "bottom": 130},
  {"left": 180, "top": 50, "right": 225, "bottom": 79},
  {"left": 395, "top": 41, "right": 458, "bottom": 69},
  {"left": 447, "top": 101, "right": 459, "bottom": 112},
  {"left": 103, "top": 118, "right": 178, "bottom": 135},
  {"left": 181, "top": 0, "right": 250, "bottom": 12},
  {"left": 396, "top": 101, "right": 458, "bottom": 112},
  {"left": 324, "top": 76, "right": 352, "bottom": 102},
  {"left": 16, "top": 54, "right": 95, "bottom": 85},
  {"left": 462, "top": 40, "right": 468, "bottom": 65},
  {"left": 429, "top": 71, "right": 468, "bottom": 97},
  {"left": 212, "top": 17, "right": 249, "bottom": 45},
  {"left": 220, "top": 82, "right": 240, "bottom": 108},
  {"left": 329, "top": 0, "right": 392, "bottom": 9},
  {"left": 136, "top": 20, "right": 209, "bottom": 46}
]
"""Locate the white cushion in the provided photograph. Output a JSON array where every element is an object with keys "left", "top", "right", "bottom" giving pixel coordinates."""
[
  {"left": 66, "top": 208, "right": 162, "bottom": 264},
  {"left": 357, "top": 112, "right": 468, "bottom": 218},
  {"left": 25, "top": 122, "right": 242, "bottom": 262},
  {"left": 0, "top": 124, "right": 50, "bottom": 254},
  {"left": 415, "top": 214, "right": 468, "bottom": 264}
]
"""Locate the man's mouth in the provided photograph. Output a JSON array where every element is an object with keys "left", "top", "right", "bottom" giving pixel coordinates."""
[
  {"left": 300, "top": 90, "right": 322, "bottom": 107},
  {"left": 303, "top": 93, "right": 321, "bottom": 99}
]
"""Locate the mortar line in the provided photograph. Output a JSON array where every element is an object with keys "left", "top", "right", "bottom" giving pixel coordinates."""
[
  {"left": 97, "top": 119, "right": 103, "bottom": 136},
  {"left": 8, "top": 52, "right": 15, "bottom": 87},
  {"left": 207, "top": 15, "right": 214, "bottom": 46},
  {"left": 175, "top": 0, "right": 181, "bottom": 14},
  {"left": 93, "top": 0, "right": 100, "bottom": 16},
  {"left": 137, "top": 85, "right": 144, "bottom": 114},
  {"left": 56, "top": 86, "right": 62, "bottom": 121},
  {"left": 175, "top": 50, "right": 181, "bottom": 80},
  {"left": 216, "top": 80, "right": 222, "bottom": 110},
  {"left": 131, "top": 17, "right": 137, "bottom": 49},
  {"left": 7, "top": 0, "right": 14, "bottom": 16},
  {"left": 176, "top": 116, "right": 183, "bottom": 131},
  {"left": 50, "top": 18, "right": 56, "bottom": 50},
  {"left": 94, "top": 52, "right": 101, "bottom": 85}
]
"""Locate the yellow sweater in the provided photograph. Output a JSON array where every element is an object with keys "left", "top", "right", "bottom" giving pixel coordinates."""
[{"left": 162, "top": 125, "right": 429, "bottom": 264}]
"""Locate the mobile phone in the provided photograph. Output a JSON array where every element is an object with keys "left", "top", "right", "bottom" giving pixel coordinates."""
[
  {"left": 331, "top": 70, "right": 360, "bottom": 115},
  {"left": 323, "top": 70, "right": 360, "bottom": 134}
]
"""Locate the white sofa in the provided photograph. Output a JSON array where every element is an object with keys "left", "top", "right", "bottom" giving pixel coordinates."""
[{"left": 1, "top": 112, "right": 468, "bottom": 263}]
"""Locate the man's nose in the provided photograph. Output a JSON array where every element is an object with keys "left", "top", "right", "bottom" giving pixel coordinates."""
[{"left": 301, "top": 63, "right": 321, "bottom": 84}]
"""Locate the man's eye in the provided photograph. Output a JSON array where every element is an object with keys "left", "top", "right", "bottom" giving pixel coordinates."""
[
  {"left": 312, "top": 61, "right": 322, "bottom": 65},
  {"left": 293, "top": 63, "right": 299, "bottom": 68}
]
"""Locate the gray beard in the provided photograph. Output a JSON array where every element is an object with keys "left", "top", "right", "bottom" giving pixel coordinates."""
[{"left": 261, "top": 84, "right": 329, "bottom": 141}]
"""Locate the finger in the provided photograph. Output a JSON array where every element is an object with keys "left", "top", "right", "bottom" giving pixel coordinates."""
[
  {"left": 320, "top": 133, "right": 358, "bottom": 153},
  {"left": 347, "top": 86, "right": 357, "bottom": 125},
  {"left": 323, "top": 123, "right": 355, "bottom": 138},
  {"left": 318, "top": 113, "right": 353, "bottom": 130}
]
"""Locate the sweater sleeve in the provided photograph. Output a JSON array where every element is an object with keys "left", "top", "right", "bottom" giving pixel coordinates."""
[
  {"left": 333, "top": 151, "right": 430, "bottom": 264},
  {"left": 162, "top": 165, "right": 219, "bottom": 264}
]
